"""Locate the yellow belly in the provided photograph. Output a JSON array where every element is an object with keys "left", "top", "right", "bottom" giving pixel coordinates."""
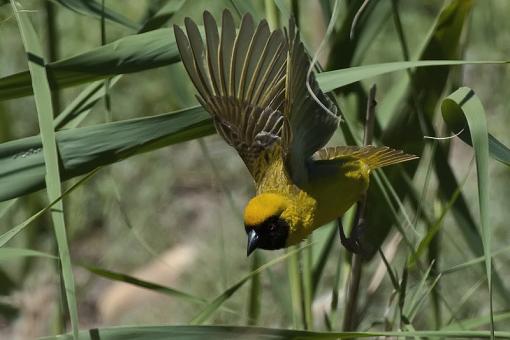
[{"left": 304, "top": 159, "right": 370, "bottom": 229}]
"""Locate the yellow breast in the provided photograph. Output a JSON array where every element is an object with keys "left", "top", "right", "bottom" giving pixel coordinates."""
[{"left": 254, "top": 158, "right": 370, "bottom": 246}]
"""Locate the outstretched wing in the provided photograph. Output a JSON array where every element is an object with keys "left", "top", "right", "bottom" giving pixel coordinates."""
[
  {"left": 284, "top": 20, "right": 341, "bottom": 185},
  {"left": 174, "top": 11, "right": 290, "bottom": 183},
  {"left": 313, "top": 146, "right": 418, "bottom": 170}
]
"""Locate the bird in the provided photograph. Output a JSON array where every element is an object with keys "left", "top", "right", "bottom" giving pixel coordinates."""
[{"left": 173, "top": 10, "right": 417, "bottom": 256}]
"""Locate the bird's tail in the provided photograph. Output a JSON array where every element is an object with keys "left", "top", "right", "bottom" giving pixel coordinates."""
[{"left": 314, "top": 145, "right": 418, "bottom": 170}]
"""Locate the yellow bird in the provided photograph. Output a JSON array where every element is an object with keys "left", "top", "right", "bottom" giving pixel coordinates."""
[{"left": 174, "top": 10, "right": 417, "bottom": 255}]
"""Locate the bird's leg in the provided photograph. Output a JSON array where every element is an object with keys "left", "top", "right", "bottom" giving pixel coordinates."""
[
  {"left": 337, "top": 218, "right": 362, "bottom": 254},
  {"left": 338, "top": 198, "right": 367, "bottom": 254}
]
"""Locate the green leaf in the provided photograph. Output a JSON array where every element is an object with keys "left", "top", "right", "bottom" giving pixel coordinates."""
[
  {"left": 440, "top": 87, "right": 494, "bottom": 334},
  {"left": 311, "top": 223, "right": 337, "bottom": 295},
  {"left": 51, "top": 0, "right": 139, "bottom": 30},
  {"left": 317, "top": 60, "right": 509, "bottom": 93},
  {"left": 246, "top": 253, "right": 262, "bottom": 325},
  {"left": 0, "top": 171, "right": 96, "bottom": 248},
  {"left": 0, "top": 247, "right": 57, "bottom": 260},
  {"left": 440, "top": 244, "right": 510, "bottom": 275},
  {"left": 0, "top": 27, "right": 180, "bottom": 101},
  {"left": 10, "top": 1, "right": 79, "bottom": 337},
  {"left": 362, "top": 0, "right": 474, "bottom": 259},
  {"left": 441, "top": 90, "right": 510, "bottom": 167},
  {"left": 190, "top": 246, "right": 307, "bottom": 325},
  {"left": 0, "top": 107, "right": 214, "bottom": 202},
  {"left": 302, "top": 240, "right": 313, "bottom": 329},
  {"left": 83, "top": 265, "right": 207, "bottom": 305},
  {"left": 138, "top": 0, "right": 186, "bottom": 33},
  {"left": 287, "top": 246, "right": 303, "bottom": 328},
  {"left": 409, "top": 163, "right": 470, "bottom": 267},
  {"left": 55, "top": 0, "right": 187, "bottom": 129},
  {"left": 39, "top": 325, "right": 510, "bottom": 340},
  {"left": 441, "top": 311, "right": 510, "bottom": 331}
]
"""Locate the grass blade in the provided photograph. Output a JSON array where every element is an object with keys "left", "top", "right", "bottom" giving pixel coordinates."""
[
  {"left": 442, "top": 311, "right": 510, "bottom": 331},
  {"left": 55, "top": 0, "right": 186, "bottom": 129},
  {"left": 10, "top": 1, "right": 79, "bottom": 336},
  {"left": 190, "top": 246, "right": 308, "bottom": 325},
  {"left": 440, "top": 244, "right": 510, "bottom": 275},
  {"left": 287, "top": 247, "right": 303, "bottom": 328},
  {"left": 0, "top": 107, "right": 214, "bottom": 202},
  {"left": 441, "top": 87, "right": 495, "bottom": 337},
  {"left": 39, "top": 324, "right": 510, "bottom": 339},
  {"left": 302, "top": 240, "right": 313, "bottom": 329},
  {"left": 0, "top": 27, "right": 180, "bottom": 101},
  {"left": 318, "top": 60, "right": 509, "bottom": 93},
  {"left": 441, "top": 89, "right": 510, "bottom": 167},
  {"left": 0, "top": 171, "right": 96, "bottom": 247},
  {"left": 0, "top": 247, "right": 57, "bottom": 260},
  {"left": 139, "top": 0, "right": 186, "bottom": 33},
  {"left": 362, "top": 0, "right": 474, "bottom": 261},
  {"left": 83, "top": 265, "right": 207, "bottom": 305},
  {"left": 246, "top": 253, "right": 262, "bottom": 325},
  {"left": 409, "top": 160, "right": 472, "bottom": 267},
  {"left": 52, "top": 0, "right": 139, "bottom": 30},
  {"left": 311, "top": 223, "right": 337, "bottom": 295}
]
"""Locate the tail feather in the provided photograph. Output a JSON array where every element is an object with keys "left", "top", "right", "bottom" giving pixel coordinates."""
[{"left": 314, "top": 146, "right": 418, "bottom": 170}]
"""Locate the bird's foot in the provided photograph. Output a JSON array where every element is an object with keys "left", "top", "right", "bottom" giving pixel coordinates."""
[{"left": 338, "top": 219, "right": 364, "bottom": 254}]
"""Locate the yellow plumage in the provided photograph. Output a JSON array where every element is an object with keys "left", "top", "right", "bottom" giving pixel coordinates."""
[{"left": 174, "top": 11, "right": 417, "bottom": 254}]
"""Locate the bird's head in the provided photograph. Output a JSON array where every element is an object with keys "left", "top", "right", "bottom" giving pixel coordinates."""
[{"left": 243, "top": 193, "right": 298, "bottom": 256}]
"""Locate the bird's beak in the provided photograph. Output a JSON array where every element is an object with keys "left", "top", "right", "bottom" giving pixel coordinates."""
[{"left": 247, "top": 230, "right": 259, "bottom": 256}]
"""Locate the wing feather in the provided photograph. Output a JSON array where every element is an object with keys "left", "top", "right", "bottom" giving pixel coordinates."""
[
  {"left": 220, "top": 10, "right": 236, "bottom": 97},
  {"left": 184, "top": 18, "right": 214, "bottom": 97},
  {"left": 174, "top": 11, "right": 288, "bottom": 182},
  {"left": 240, "top": 21, "right": 270, "bottom": 100},
  {"left": 176, "top": 11, "right": 366, "bottom": 186},
  {"left": 246, "top": 30, "right": 285, "bottom": 105},
  {"left": 231, "top": 14, "right": 255, "bottom": 98},
  {"left": 283, "top": 18, "right": 342, "bottom": 185},
  {"left": 314, "top": 146, "right": 418, "bottom": 170},
  {"left": 203, "top": 12, "right": 221, "bottom": 96},
  {"left": 174, "top": 25, "right": 209, "bottom": 99}
]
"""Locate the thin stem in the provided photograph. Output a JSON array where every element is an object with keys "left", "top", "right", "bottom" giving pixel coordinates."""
[
  {"left": 101, "top": 0, "right": 112, "bottom": 121},
  {"left": 342, "top": 84, "right": 377, "bottom": 332},
  {"left": 302, "top": 238, "right": 313, "bottom": 329},
  {"left": 350, "top": 0, "right": 372, "bottom": 40},
  {"left": 45, "top": 1, "right": 60, "bottom": 115}
]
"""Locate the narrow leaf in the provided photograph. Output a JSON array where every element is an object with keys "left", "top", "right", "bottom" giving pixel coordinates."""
[
  {"left": 40, "top": 325, "right": 510, "bottom": 340},
  {"left": 0, "top": 28, "right": 180, "bottom": 100},
  {"left": 10, "top": 1, "right": 79, "bottom": 336},
  {"left": 83, "top": 265, "right": 207, "bottom": 304},
  {"left": 441, "top": 87, "right": 495, "bottom": 335},
  {"left": 441, "top": 89, "right": 510, "bottom": 167},
  {"left": 318, "top": 60, "right": 509, "bottom": 93},
  {"left": 0, "top": 171, "right": 96, "bottom": 247},
  {"left": 51, "top": 0, "right": 139, "bottom": 30},
  {"left": 0, "top": 247, "right": 57, "bottom": 260},
  {"left": 190, "top": 246, "right": 307, "bottom": 325},
  {"left": 0, "top": 107, "right": 214, "bottom": 202}
]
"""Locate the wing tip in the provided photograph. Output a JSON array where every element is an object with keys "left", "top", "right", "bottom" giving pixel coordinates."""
[{"left": 367, "top": 147, "right": 419, "bottom": 169}]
